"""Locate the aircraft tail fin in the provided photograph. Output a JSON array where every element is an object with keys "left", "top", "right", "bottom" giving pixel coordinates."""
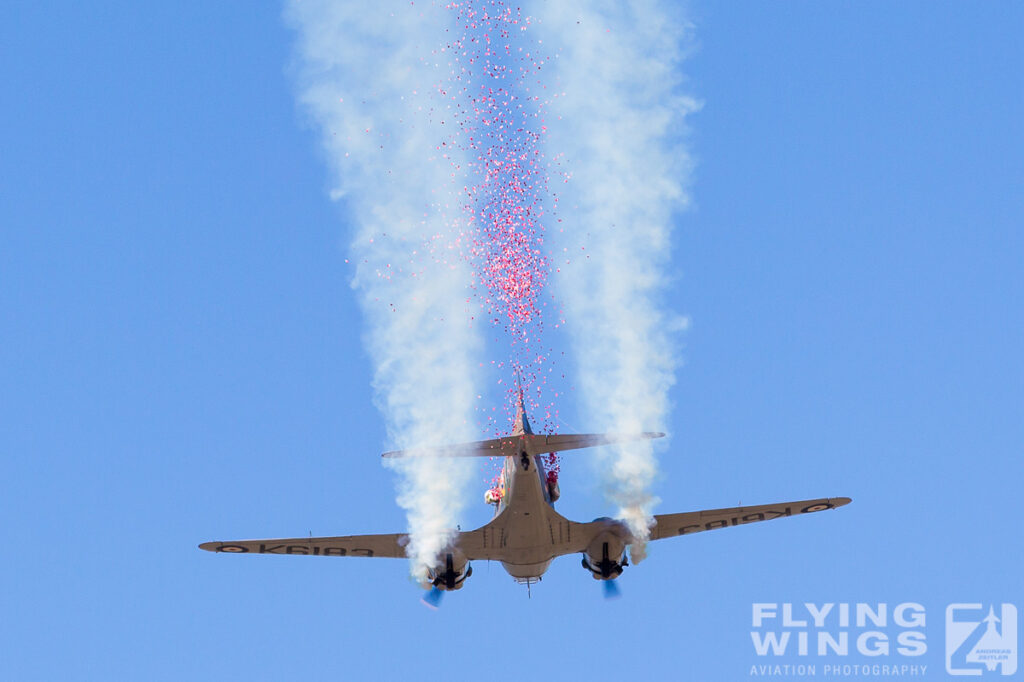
[{"left": 512, "top": 376, "right": 532, "bottom": 436}]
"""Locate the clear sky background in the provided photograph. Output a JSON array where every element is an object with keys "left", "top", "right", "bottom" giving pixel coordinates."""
[{"left": 1, "top": 2, "right": 1021, "bottom": 680}]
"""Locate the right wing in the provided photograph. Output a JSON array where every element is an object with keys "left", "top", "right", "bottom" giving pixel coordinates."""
[
  {"left": 651, "top": 497, "right": 851, "bottom": 540},
  {"left": 198, "top": 533, "right": 408, "bottom": 558}
]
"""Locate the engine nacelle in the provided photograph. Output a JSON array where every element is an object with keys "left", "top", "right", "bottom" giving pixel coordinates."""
[
  {"left": 427, "top": 551, "right": 473, "bottom": 591},
  {"left": 581, "top": 527, "right": 629, "bottom": 581}
]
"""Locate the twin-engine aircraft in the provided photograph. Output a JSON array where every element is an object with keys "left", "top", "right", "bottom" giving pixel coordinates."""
[{"left": 199, "top": 391, "right": 851, "bottom": 603}]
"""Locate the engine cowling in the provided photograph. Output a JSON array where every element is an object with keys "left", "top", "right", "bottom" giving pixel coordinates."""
[
  {"left": 427, "top": 551, "right": 473, "bottom": 591},
  {"left": 581, "top": 528, "right": 628, "bottom": 581}
]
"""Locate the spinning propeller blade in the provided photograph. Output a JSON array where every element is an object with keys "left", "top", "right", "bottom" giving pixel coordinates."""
[
  {"left": 602, "top": 579, "right": 621, "bottom": 600},
  {"left": 421, "top": 587, "right": 444, "bottom": 609}
]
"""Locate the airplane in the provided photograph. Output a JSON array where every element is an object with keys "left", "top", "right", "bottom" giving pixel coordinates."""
[{"left": 199, "top": 389, "right": 851, "bottom": 604}]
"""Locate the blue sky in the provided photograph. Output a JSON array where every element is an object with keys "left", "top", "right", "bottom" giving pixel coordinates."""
[{"left": 1, "top": 2, "right": 1021, "bottom": 680}]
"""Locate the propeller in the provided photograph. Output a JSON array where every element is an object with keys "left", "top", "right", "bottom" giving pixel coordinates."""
[
  {"left": 421, "top": 586, "right": 444, "bottom": 609},
  {"left": 602, "top": 579, "right": 621, "bottom": 600}
]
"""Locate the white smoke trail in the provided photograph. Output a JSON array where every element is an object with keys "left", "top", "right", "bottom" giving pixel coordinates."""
[
  {"left": 531, "top": 1, "right": 699, "bottom": 560},
  {"left": 285, "top": 2, "right": 479, "bottom": 584}
]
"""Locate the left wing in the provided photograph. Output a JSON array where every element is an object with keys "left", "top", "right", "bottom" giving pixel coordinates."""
[
  {"left": 198, "top": 533, "right": 408, "bottom": 558},
  {"left": 651, "top": 497, "right": 851, "bottom": 540}
]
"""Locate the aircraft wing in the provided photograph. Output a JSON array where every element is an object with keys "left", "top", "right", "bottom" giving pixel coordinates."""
[
  {"left": 651, "top": 497, "right": 851, "bottom": 540},
  {"left": 198, "top": 533, "right": 408, "bottom": 558},
  {"left": 450, "top": 497, "right": 852, "bottom": 564}
]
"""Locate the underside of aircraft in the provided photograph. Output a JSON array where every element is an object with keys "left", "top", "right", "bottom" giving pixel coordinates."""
[{"left": 200, "top": 391, "right": 850, "bottom": 602}]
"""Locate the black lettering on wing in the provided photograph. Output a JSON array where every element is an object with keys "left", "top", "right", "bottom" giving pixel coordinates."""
[{"left": 763, "top": 507, "right": 793, "bottom": 520}]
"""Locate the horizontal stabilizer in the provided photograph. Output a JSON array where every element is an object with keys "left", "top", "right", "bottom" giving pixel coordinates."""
[{"left": 381, "top": 432, "right": 664, "bottom": 459}]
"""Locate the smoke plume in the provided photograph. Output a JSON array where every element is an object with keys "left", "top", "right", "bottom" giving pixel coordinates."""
[
  {"left": 286, "top": 1, "right": 480, "bottom": 583},
  {"left": 532, "top": 1, "right": 699, "bottom": 560}
]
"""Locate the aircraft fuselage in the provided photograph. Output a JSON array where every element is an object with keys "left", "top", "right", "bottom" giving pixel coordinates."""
[{"left": 486, "top": 448, "right": 569, "bottom": 580}]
